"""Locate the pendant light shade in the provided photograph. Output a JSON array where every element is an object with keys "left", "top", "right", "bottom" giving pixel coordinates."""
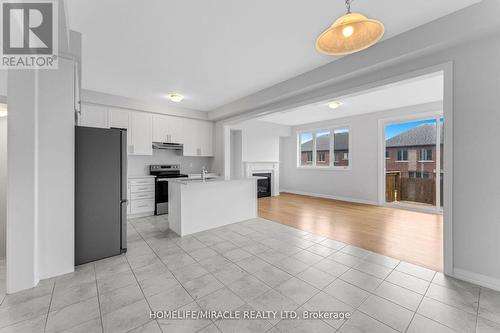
[{"left": 316, "top": 1, "right": 384, "bottom": 56}]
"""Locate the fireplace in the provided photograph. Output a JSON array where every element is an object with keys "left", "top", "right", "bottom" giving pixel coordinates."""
[
  {"left": 245, "top": 162, "right": 279, "bottom": 197},
  {"left": 253, "top": 173, "right": 272, "bottom": 198}
]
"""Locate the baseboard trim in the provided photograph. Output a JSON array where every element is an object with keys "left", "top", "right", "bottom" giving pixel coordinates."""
[
  {"left": 453, "top": 268, "right": 500, "bottom": 292},
  {"left": 279, "top": 189, "right": 378, "bottom": 206},
  {"left": 128, "top": 212, "right": 155, "bottom": 219}
]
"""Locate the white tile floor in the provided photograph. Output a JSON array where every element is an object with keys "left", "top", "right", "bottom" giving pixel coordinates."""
[{"left": 0, "top": 216, "right": 498, "bottom": 332}]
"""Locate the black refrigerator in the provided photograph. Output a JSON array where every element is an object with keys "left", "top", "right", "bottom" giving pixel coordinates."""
[{"left": 75, "top": 126, "right": 127, "bottom": 265}]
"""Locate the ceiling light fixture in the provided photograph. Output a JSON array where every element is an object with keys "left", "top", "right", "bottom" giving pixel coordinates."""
[
  {"left": 166, "top": 93, "right": 185, "bottom": 103},
  {"left": 328, "top": 101, "right": 343, "bottom": 109},
  {"left": 316, "top": 0, "right": 384, "bottom": 56}
]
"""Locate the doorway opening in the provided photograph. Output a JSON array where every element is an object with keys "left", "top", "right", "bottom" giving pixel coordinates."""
[
  {"left": 384, "top": 116, "right": 444, "bottom": 213},
  {"left": 252, "top": 65, "right": 452, "bottom": 273}
]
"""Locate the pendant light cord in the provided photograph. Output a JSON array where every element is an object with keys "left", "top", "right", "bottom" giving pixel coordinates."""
[{"left": 345, "top": 0, "right": 354, "bottom": 13}]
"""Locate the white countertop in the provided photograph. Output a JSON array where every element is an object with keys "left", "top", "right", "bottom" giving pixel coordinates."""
[
  {"left": 128, "top": 175, "right": 156, "bottom": 179},
  {"left": 169, "top": 176, "right": 265, "bottom": 185},
  {"left": 187, "top": 173, "right": 218, "bottom": 179}
]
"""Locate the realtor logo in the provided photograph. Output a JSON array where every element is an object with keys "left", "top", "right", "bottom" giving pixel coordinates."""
[{"left": 0, "top": 0, "right": 58, "bottom": 69}]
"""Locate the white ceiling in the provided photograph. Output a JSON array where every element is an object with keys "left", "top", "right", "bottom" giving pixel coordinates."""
[
  {"left": 258, "top": 73, "right": 443, "bottom": 126},
  {"left": 67, "top": 0, "right": 480, "bottom": 111}
]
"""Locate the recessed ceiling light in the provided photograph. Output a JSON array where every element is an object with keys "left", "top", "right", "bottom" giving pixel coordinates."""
[
  {"left": 166, "top": 93, "right": 185, "bottom": 103},
  {"left": 328, "top": 101, "right": 343, "bottom": 109}
]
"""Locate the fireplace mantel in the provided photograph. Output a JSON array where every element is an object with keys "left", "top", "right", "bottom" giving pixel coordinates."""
[{"left": 244, "top": 162, "right": 279, "bottom": 196}]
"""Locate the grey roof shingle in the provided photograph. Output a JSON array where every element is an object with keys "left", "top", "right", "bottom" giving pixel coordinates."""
[
  {"left": 386, "top": 123, "right": 444, "bottom": 148},
  {"left": 301, "top": 132, "right": 348, "bottom": 151}
]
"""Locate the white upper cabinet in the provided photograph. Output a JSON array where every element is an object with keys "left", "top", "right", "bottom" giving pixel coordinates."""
[
  {"left": 109, "top": 108, "right": 133, "bottom": 153},
  {"left": 182, "top": 119, "right": 197, "bottom": 156},
  {"left": 182, "top": 119, "right": 214, "bottom": 157},
  {"left": 109, "top": 108, "right": 130, "bottom": 129},
  {"left": 129, "top": 112, "right": 152, "bottom": 155},
  {"left": 152, "top": 115, "right": 169, "bottom": 142},
  {"left": 79, "top": 104, "right": 108, "bottom": 128},
  {"left": 152, "top": 115, "right": 184, "bottom": 143},
  {"left": 202, "top": 121, "right": 214, "bottom": 156},
  {"left": 168, "top": 117, "right": 183, "bottom": 143},
  {"left": 79, "top": 104, "right": 212, "bottom": 157}
]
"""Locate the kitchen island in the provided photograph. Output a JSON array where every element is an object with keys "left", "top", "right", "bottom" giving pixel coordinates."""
[{"left": 168, "top": 177, "right": 258, "bottom": 236}]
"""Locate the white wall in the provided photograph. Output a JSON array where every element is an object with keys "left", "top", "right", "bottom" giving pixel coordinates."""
[
  {"left": 37, "top": 59, "right": 76, "bottom": 280},
  {"left": 6, "top": 0, "right": 76, "bottom": 292},
  {"left": 280, "top": 103, "right": 441, "bottom": 204},
  {"left": 7, "top": 70, "right": 39, "bottom": 292},
  {"left": 230, "top": 130, "right": 243, "bottom": 179},
  {"left": 0, "top": 72, "right": 6, "bottom": 100},
  {"left": 128, "top": 149, "right": 214, "bottom": 176},
  {"left": 231, "top": 120, "right": 290, "bottom": 162},
  {"left": 0, "top": 117, "right": 6, "bottom": 257}
]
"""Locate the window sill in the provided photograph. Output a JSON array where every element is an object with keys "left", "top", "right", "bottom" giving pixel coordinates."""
[
  {"left": 417, "top": 160, "right": 434, "bottom": 163},
  {"left": 395, "top": 161, "right": 408, "bottom": 163},
  {"left": 297, "top": 166, "right": 351, "bottom": 171}
]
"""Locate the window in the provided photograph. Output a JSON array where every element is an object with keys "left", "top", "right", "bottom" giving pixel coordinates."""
[
  {"left": 385, "top": 150, "right": 390, "bottom": 159},
  {"left": 419, "top": 148, "right": 433, "bottom": 161},
  {"left": 300, "top": 132, "right": 313, "bottom": 166},
  {"left": 334, "top": 128, "right": 349, "bottom": 167},
  {"left": 297, "top": 127, "right": 350, "bottom": 168},
  {"left": 316, "top": 131, "right": 331, "bottom": 166},
  {"left": 317, "top": 151, "right": 326, "bottom": 162},
  {"left": 397, "top": 149, "right": 408, "bottom": 161},
  {"left": 409, "top": 171, "right": 430, "bottom": 179}
]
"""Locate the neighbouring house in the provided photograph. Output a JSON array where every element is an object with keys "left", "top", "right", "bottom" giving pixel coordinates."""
[
  {"left": 300, "top": 132, "right": 349, "bottom": 167},
  {"left": 386, "top": 123, "right": 444, "bottom": 179}
]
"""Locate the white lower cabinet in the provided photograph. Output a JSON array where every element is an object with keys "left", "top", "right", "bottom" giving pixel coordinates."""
[
  {"left": 131, "top": 199, "right": 155, "bottom": 214},
  {"left": 128, "top": 177, "right": 155, "bottom": 217}
]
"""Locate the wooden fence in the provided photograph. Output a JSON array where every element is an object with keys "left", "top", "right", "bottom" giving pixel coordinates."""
[
  {"left": 386, "top": 172, "right": 443, "bottom": 206},
  {"left": 400, "top": 178, "right": 435, "bottom": 204}
]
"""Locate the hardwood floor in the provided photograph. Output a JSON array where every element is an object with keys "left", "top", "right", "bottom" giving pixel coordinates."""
[{"left": 258, "top": 192, "right": 443, "bottom": 272}]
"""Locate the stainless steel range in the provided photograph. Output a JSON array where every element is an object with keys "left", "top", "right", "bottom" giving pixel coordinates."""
[{"left": 150, "top": 164, "right": 188, "bottom": 215}]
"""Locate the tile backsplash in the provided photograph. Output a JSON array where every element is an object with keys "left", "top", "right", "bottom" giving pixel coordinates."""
[{"left": 127, "top": 149, "right": 214, "bottom": 176}]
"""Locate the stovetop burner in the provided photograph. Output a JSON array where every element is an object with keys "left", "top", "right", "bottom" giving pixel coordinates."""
[{"left": 149, "top": 164, "right": 187, "bottom": 178}]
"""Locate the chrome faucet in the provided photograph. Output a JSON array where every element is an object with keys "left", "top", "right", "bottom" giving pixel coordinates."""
[{"left": 201, "top": 167, "right": 208, "bottom": 182}]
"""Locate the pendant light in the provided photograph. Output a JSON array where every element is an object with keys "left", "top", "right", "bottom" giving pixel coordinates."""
[{"left": 316, "top": 0, "right": 384, "bottom": 56}]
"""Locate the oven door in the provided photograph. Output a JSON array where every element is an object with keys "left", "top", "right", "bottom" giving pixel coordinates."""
[{"left": 155, "top": 178, "right": 169, "bottom": 215}]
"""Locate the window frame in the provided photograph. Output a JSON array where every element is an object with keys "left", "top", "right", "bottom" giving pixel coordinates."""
[
  {"left": 396, "top": 149, "right": 408, "bottom": 162},
  {"left": 297, "top": 125, "right": 351, "bottom": 170},
  {"left": 298, "top": 132, "right": 314, "bottom": 167},
  {"left": 419, "top": 148, "right": 433, "bottom": 162},
  {"left": 317, "top": 151, "right": 327, "bottom": 162}
]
